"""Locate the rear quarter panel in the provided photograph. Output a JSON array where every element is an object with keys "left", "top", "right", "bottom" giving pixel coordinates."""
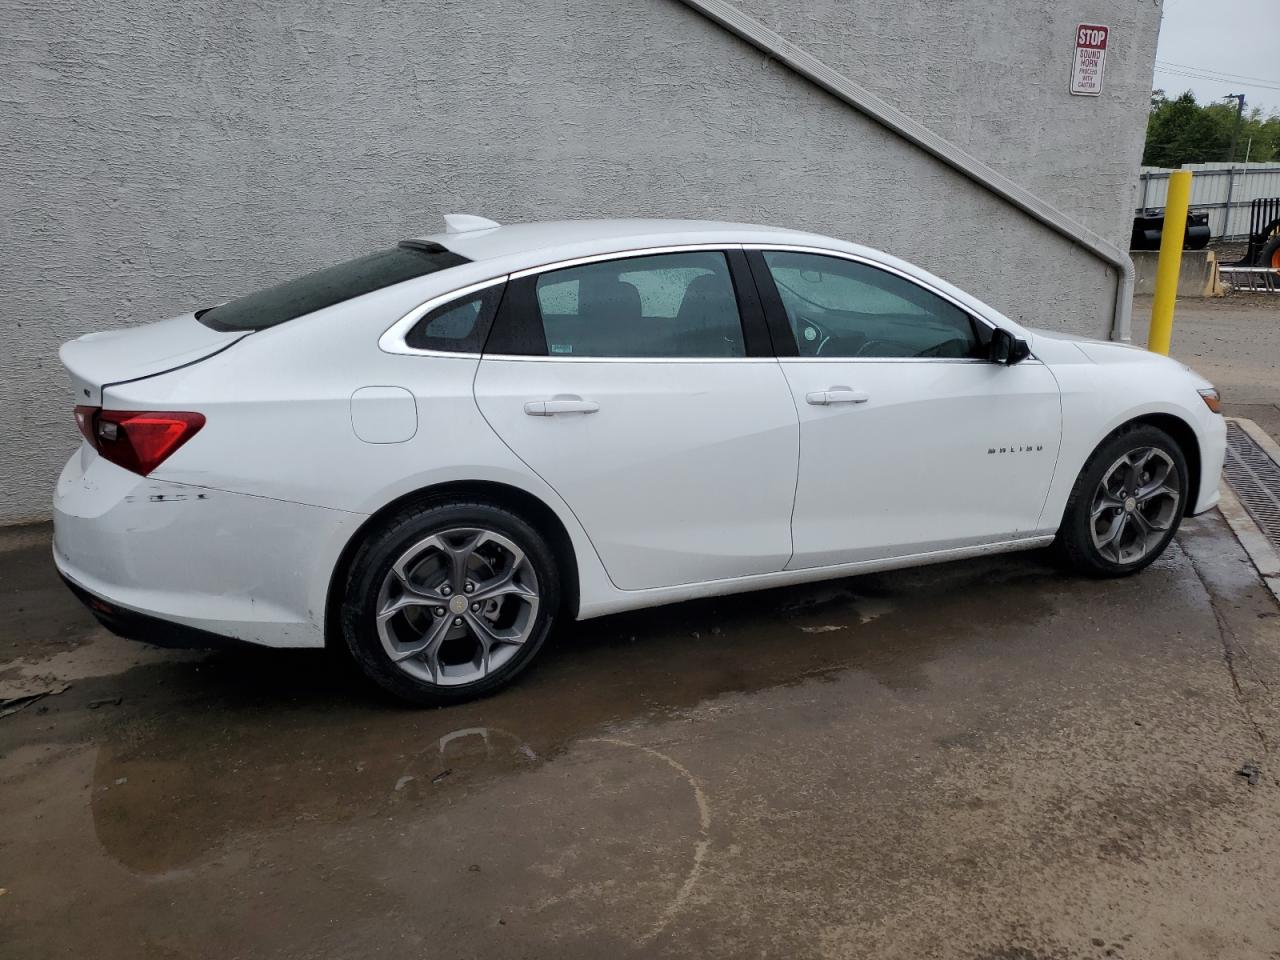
[{"left": 101, "top": 272, "right": 615, "bottom": 624}]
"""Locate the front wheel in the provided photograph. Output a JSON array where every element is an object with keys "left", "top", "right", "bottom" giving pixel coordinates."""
[
  {"left": 1259, "top": 236, "right": 1280, "bottom": 272},
  {"left": 1055, "top": 424, "right": 1188, "bottom": 577},
  {"left": 340, "top": 502, "right": 560, "bottom": 705}
]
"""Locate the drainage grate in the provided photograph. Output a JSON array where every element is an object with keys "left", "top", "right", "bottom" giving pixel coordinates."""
[{"left": 1224, "top": 422, "right": 1280, "bottom": 552}]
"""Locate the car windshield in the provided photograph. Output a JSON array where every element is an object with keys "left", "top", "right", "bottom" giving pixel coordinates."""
[{"left": 198, "top": 242, "right": 469, "bottom": 331}]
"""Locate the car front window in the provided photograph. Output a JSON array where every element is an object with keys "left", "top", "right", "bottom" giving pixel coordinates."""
[{"left": 762, "top": 251, "right": 980, "bottom": 359}]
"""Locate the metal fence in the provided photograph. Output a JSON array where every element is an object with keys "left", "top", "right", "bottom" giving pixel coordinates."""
[{"left": 1136, "top": 162, "right": 1280, "bottom": 240}]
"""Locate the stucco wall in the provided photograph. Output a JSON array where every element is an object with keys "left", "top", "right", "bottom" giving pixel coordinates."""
[
  {"left": 0, "top": 0, "right": 1159, "bottom": 523},
  {"left": 734, "top": 0, "right": 1161, "bottom": 251}
]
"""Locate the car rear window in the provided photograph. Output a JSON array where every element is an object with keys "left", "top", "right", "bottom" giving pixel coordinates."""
[{"left": 197, "top": 241, "right": 469, "bottom": 331}]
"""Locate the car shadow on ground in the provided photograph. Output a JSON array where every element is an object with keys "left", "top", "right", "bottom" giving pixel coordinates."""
[{"left": 151, "top": 545, "right": 1065, "bottom": 718}]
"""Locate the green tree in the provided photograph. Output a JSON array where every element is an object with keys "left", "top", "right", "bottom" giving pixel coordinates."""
[
  {"left": 1246, "top": 110, "right": 1280, "bottom": 162},
  {"left": 1143, "top": 90, "right": 1279, "bottom": 166}
]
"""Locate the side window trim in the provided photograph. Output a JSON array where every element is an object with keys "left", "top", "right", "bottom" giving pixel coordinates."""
[
  {"left": 745, "top": 245, "right": 1003, "bottom": 362},
  {"left": 507, "top": 243, "right": 737, "bottom": 281},
  {"left": 484, "top": 273, "right": 547, "bottom": 357},
  {"left": 379, "top": 276, "right": 508, "bottom": 357},
  {"left": 744, "top": 250, "right": 799, "bottom": 358},
  {"left": 724, "top": 249, "right": 775, "bottom": 358},
  {"left": 487, "top": 244, "right": 767, "bottom": 362}
]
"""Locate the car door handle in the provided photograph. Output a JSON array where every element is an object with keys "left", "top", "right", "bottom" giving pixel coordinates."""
[
  {"left": 524, "top": 396, "right": 600, "bottom": 417},
  {"left": 805, "top": 387, "right": 869, "bottom": 406}
]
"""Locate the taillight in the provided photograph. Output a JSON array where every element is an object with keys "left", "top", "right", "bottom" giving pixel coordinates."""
[
  {"left": 72, "top": 407, "right": 205, "bottom": 476},
  {"left": 74, "top": 405, "right": 97, "bottom": 443}
]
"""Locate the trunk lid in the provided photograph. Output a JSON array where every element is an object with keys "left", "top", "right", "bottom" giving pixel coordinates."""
[{"left": 61, "top": 313, "right": 248, "bottom": 405}]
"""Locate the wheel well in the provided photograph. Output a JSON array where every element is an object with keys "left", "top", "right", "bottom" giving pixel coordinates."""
[
  {"left": 1123, "top": 413, "right": 1202, "bottom": 515},
  {"left": 323, "top": 481, "right": 581, "bottom": 648}
]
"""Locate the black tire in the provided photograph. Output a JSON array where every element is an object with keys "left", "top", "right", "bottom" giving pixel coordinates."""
[
  {"left": 1258, "top": 235, "right": 1280, "bottom": 272},
  {"left": 1054, "top": 423, "right": 1189, "bottom": 578},
  {"left": 340, "top": 501, "right": 560, "bottom": 705}
]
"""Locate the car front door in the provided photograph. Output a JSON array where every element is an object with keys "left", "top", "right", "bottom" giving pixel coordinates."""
[
  {"left": 748, "top": 247, "right": 1062, "bottom": 569},
  {"left": 474, "top": 247, "right": 799, "bottom": 590}
]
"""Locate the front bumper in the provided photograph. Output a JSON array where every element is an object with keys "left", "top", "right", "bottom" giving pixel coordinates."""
[
  {"left": 1193, "top": 412, "right": 1228, "bottom": 516},
  {"left": 53, "top": 447, "right": 363, "bottom": 649}
]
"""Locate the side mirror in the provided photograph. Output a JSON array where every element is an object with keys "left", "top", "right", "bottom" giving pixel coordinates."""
[{"left": 988, "top": 328, "right": 1031, "bottom": 365}]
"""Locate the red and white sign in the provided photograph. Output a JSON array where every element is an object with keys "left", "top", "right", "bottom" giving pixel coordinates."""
[{"left": 1070, "top": 24, "right": 1109, "bottom": 96}]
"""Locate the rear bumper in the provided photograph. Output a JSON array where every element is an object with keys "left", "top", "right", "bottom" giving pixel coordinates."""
[
  {"left": 60, "top": 572, "right": 249, "bottom": 650},
  {"left": 53, "top": 448, "right": 364, "bottom": 649}
]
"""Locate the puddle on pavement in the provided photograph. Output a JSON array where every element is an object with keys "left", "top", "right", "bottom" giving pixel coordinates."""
[
  {"left": 6, "top": 514, "right": 1273, "bottom": 960},
  {"left": 0, "top": 630, "right": 202, "bottom": 700},
  {"left": 69, "top": 550, "right": 1060, "bottom": 873},
  {"left": 2, "top": 530, "right": 1062, "bottom": 875},
  {"left": 0, "top": 533, "right": 102, "bottom": 664}
]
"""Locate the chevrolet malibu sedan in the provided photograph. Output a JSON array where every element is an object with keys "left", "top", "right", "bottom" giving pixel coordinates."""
[{"left": 55, "top": 216, "right": 1227, "bottom": 704}]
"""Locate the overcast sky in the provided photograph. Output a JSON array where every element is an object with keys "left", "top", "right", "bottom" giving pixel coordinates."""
[{"left": 1154, "top": 0, "right": 1279, "bottom": 118}]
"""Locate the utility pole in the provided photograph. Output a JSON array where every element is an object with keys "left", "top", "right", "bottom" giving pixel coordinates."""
[{"left": 1224, "top": 93, "right": 1246, "bottom": 162}]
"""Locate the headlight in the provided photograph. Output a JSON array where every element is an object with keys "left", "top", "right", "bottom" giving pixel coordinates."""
[{"left": 1197, "top": 387, "right": 1222, "bottom": 414}]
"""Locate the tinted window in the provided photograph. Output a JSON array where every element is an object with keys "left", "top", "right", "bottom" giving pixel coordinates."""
[
  {"left": 405, "top": 283, "right": 504, "bottom": 352},
  {"left": 761, "top": 251, "right": 980, "bottom": 359},
  {"left": 199, "top": 242, "right": 469, "bottom": 331},
  {"left": 533, "top": 252, "right": 745, "bottom": 358}
]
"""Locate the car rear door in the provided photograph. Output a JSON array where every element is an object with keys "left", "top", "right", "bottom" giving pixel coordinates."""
[
  {"left": 748, "top": 247, "right": 1062, "bottom": 569},
  {"left": 473, "top": 247, "right": 799, "bottom": 591}
]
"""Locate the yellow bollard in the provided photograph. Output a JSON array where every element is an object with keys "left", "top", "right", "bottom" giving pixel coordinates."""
[{"left": 1148, "top": 169, "right": 1192, "bottom": 355}]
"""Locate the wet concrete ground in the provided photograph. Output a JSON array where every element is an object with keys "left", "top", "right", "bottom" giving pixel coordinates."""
[{"left": 2, "top": 509, "right": 1279, "bottom": 959}]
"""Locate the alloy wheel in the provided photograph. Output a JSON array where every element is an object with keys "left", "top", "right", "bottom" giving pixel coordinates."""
[
  {"left": 375, "top": 527, "right": 541, "bottom": 686},
  {"left": 1089, "top": 447, "right": 1182, "bottom": 565}
]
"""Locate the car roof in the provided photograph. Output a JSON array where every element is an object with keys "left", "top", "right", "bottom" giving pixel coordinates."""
[{"left": 407, "top": 217, "right": 835, "bottom": 266}]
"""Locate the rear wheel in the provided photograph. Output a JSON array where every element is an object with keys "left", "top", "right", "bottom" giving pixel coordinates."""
[
  {"left": 1055, "top": 424, "right": 1188, "bottom": 577},
  {"left": 340, "top": 502, "right": 559, "bottom": 705}
]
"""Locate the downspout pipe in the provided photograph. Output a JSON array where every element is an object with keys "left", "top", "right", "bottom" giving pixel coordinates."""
[{"left": 674, "top": 0, "right": 1136, "bottom": 342}]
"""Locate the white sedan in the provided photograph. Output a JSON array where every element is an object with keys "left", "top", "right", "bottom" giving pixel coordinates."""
[{"left": 54, "top": 217, "right": 1227, "bottom": 703}]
